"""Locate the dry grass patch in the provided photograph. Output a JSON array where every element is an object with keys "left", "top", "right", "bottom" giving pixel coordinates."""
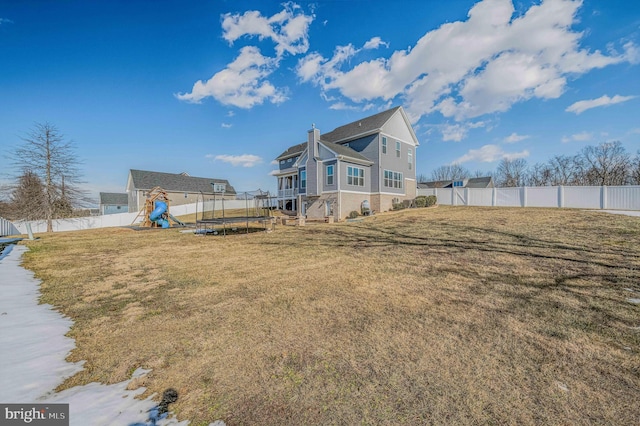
[{"left": 20, "top": 206, "right": 640, "bottom": 425}]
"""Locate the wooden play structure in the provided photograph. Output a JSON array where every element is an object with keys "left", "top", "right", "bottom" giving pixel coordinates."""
[{"left": 132, "top": 186, "right": 184, "bottom": 228}]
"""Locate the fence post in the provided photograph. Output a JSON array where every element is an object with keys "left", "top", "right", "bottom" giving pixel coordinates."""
[
  {"left": 492, "top": 187, "right": 497, "bottom": 207},
  {"left": 601, "top": 186, "right": 607, "bottom": 210},
  {"left": 464, "top": 187, "right": 469, "bottom": 206},
  {"left": 452, "top": 188, "right": 455, "bottom": 206},
  {"left": 558, "top": 186, "right": 564, "bottom": 208},
  {"left": 522, "top": 186, "right": 527, "bottom": 208}
]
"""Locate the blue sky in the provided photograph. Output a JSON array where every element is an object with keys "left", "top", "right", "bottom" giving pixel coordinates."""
[{"left": 1, "top": 0, "right": 639, "bottom": 203}]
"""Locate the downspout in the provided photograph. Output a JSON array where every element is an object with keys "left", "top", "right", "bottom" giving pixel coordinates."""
[{"left": 337, "top": 159, "right": 341, "bottom": 220}]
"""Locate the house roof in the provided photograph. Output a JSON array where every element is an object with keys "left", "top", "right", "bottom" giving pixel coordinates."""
[
  {"left": 466, "top": 176, "right": 494, "bottom": 188},
  {"left": 276, "top": 106, "right": 418, "bottom": 161},
  {"left": 417, "top": 180, "right": 451, "bottom": 189},
  {"left": 321, "top": 106, "right": 402, "bottom": 143},
  {"left": 322, "top": 141, "right": 372, "bottom": 164},
  {"left": 417, "top": 176, "right": 494, "bottom": 189},
  {"left": 129, "top": 169, "right": 236, "bottom": 195},
  {"left": 276, "top": 142, "right": 306, "bottom": 161},
  {"left": 99, "top": 192, "right": 128, "bottom": 205}
]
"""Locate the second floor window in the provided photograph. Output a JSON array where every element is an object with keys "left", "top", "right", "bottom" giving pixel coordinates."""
[
  {"left": 326, "top": 165, "right": 334, "bottom": 185},
  {"left": 347, "top": 166, "right": 364, "bottom": 186},
  {"left": 382, "top": 137, "right": 387, "bottom": 154},
  {"left": 300, "top": 170, "right": 306, "bottom": 189},
  {"left": 396, "top": 141, "right": 401, "bottom": 158},
  {"left": 408, "top": 148, "right": 413, "bottom": 170}
]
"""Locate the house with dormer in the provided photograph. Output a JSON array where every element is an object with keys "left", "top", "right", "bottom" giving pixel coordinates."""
[
  {"left": 274, "top": 106, "right": 419, "bottom": 221},
  {"left": 126, "top": 169, "right": 236, "bottom": 213}
]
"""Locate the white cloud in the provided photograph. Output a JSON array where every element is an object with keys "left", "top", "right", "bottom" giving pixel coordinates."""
[
  {"left": 268, "top": 169, "right": 280, "bottom": 176},
  {"left": 176, "top": 46, "right": 287, "bottom": 107},
  {"left": 221, "top": 123, "right": 233, "bottom": 128},
  {"left": 453, "top": 144, "right": 529, "bottom": 163},
  {"left": 561, "top": 131, "right": 592, "bottom": 143},
  {"left": 329, "top": 102, "right": 359, "bottom": 111},
  {"left": 363, "top": 37, "right": 389, "bottom": 50},
  {"left": 503, "top": 132, "right": 530, "bottom": 143},
  {"left": 208, "top": 154, "right": 263, "bottom": 167},
  {"left": 226, "top": 110, "right": 235, "bottom": 117},
  {"left": 221, "top": 2, "right": 313, "bottom": 58},
  {"left": 178, "top": 3, "right": 313, "bottom": 108},
  {"left": 565, "top": 94, "right": 636, "bottom": 114},
  {"left": 0, "top": 18, "right": 13, "bottom": 25},
  {"left": 441, "top": 121, "right": 486, "bottom": 142},
  {"left": 297, "top": 0, "right": 638, "bottom": 122},
  {"left": 441, "top": 124, "right": 468, "bottom": 142}
]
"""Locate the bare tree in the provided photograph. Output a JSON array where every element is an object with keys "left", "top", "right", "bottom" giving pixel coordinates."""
[
  {"left": 416, "top": 173, "right": 429, "bottom": 184},
  {"left": 430, "top": 164, "right": 470, "bottom": 181},
  {"left": 527, "top": 162, "right": 552, "bottom": 186},
  {"left": 579, "top": 141, "right": 631, "bottom": 186},
  {"left": 496, "top": 158, "right": 528, "bottom": 187},
  {"left": 547, "top": 155, "right": 580, "bottom": 185},
  {"left": 11, "top": 123, "right": 86, "bottom": 231},
  {"left": 472, "top": 169, "right": 493, "bottom": 178},
  {"left": 629, "top": 151, "right": 640, "bottom": 185}
]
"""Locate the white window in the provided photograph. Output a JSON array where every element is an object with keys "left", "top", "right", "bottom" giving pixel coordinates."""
[
  {"left": 287, "top": 158, "right": 292, "bottom": 162},
  {"left": 300, "top": 170, "right": 306, "bottom": 189},
  {"left": 280, "top": 160, "right": 285, "bottom": 164},
  {"left": 382, "top": 137, "right": 387, "bottom": 154},
  {"left": 396, "top": 141, "right": 401, "bottom": 158},
  {"left": 347, "top": 166, "right": 364, "bottom": 186},
  {"left": 408, "top": 148, "right": 413, "bottom": 170},
  {"left": 453, "top": 180, "right": 464, "bottom": 187},
  {"left": 384, "top": 170, "right": 403, "bottom": 189},
  {"left": 326, "top": 165, "right": 334, "bottom": 185}
]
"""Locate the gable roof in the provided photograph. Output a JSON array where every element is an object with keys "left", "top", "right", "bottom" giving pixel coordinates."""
[
  {"left": 276, "top": 142, "right": 306, "bottom": 161},
  {"left": 322, "top": 141, "right": 372, "bottom": 164},
  {"left": 466, "top": 176, "right": 494, "bottom": 188},
  {"left": 275, "top": 106, "right": 419, "bottom": 162},
  {"left": 129, "top": 169, "right": 236, "bottom": 195},
  {"left": 99, "top": 192, "right": 128, "bottom": 205},
  {"left": 321, "top": 106, "right": 402, "bottom": 143}
]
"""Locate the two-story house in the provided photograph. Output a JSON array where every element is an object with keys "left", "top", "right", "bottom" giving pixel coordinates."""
[{"left": 274, "top": 106, "right": 419, "bottom": 221}]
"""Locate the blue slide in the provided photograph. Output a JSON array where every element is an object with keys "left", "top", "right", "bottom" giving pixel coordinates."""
[{"left": 149, "top": 201, "right": 170, "bottom": 228}]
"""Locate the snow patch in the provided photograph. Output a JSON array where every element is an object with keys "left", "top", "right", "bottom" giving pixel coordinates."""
[{"left": 0, "top": 245, "right": 224, "bottom": 426}]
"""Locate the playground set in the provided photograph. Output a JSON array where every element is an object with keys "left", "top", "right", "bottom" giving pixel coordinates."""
[{"left": 132, "top": 187, "right": 185, "bottom": 228}]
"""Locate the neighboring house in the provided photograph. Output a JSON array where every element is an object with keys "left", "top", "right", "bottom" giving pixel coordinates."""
[
  {"left": 274, "top": 106, "right": 419, "bottom": 220},
  {"left": 99, "top": 192, "right": 128, "bottom": 215},
  {"left": 126, "top": 169, "right": 236, "bottom": 213},
  {"left": 417, "top": 176, "right": 495, "bottom": 189}
]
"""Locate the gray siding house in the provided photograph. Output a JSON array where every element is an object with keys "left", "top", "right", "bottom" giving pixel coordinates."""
[
  {"left": 274, "top": 106, "right": 419, "bottom": 220},
  {"left": 99, "top": 192, "right": 128, "bottom": 215},
  {"left": 126, "top": 169, "right": 235, "bottom": 213}
]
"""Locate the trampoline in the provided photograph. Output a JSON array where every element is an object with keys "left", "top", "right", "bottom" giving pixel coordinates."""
[{"left": 195, "top": 189, "right": 276, "bottom": 236}]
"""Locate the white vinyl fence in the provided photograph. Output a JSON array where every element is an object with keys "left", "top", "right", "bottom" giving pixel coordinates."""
[
  {"left": 12, "top": 199, "right": 273, "bottom": 234},
  {"left": 417, "top": 185, "right": 640, "bottom": 211},
  {"left": 1, "top": 217, "right": 20, "bottom": 236}
]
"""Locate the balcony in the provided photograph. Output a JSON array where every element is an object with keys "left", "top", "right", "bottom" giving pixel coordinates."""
[{"left": 278, "top": 188, "right": 299, "bottom": 198}]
